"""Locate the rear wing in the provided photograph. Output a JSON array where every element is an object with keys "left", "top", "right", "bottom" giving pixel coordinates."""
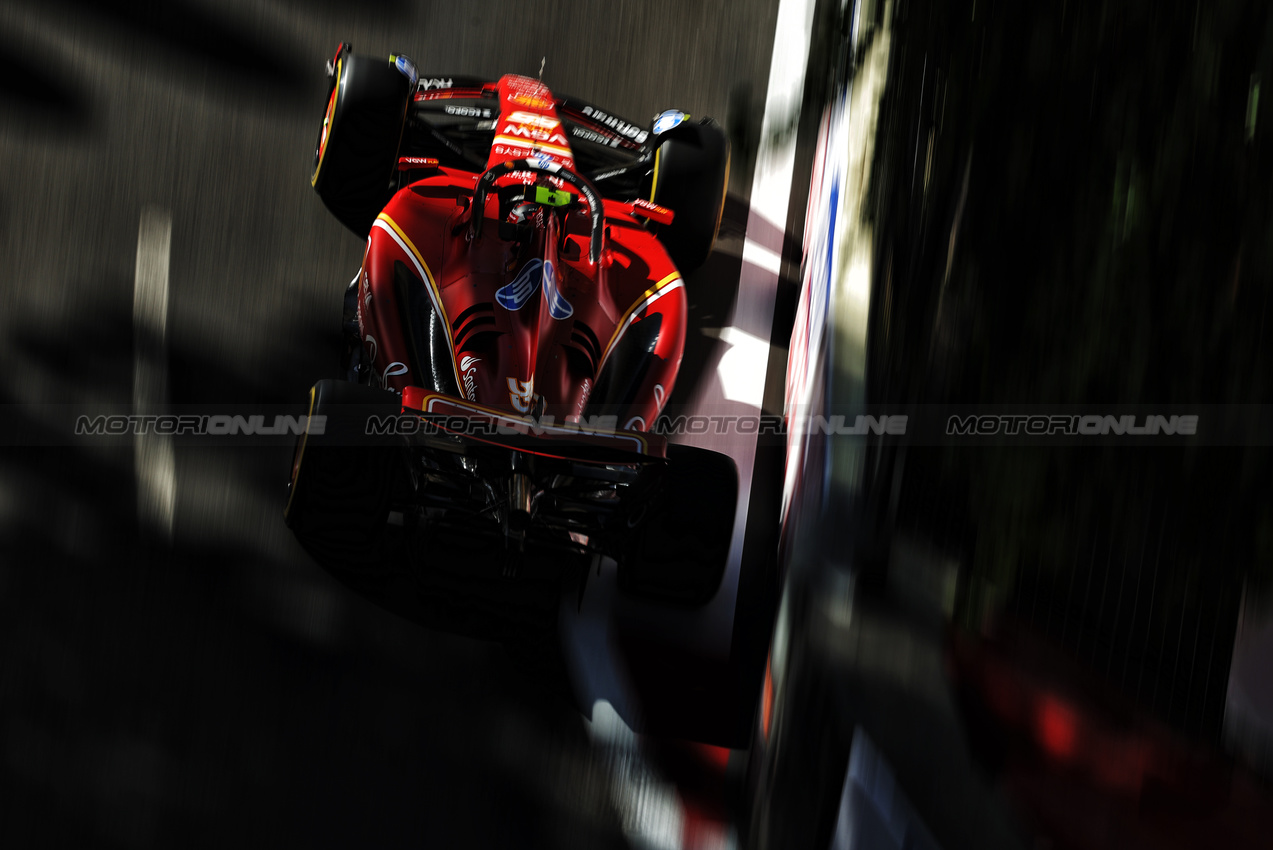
[{"left": 404, "top": 77, "right": 657, "bottom": 195}]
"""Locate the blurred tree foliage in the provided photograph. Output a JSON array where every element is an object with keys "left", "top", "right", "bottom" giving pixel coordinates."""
[{"left": 877, "top": 0, "right": 1272, "bottom": 725}]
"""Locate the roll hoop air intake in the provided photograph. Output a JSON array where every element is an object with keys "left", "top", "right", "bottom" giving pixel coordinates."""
[{"left": 470, "top": 159, "right": 605, "bottom": 265}]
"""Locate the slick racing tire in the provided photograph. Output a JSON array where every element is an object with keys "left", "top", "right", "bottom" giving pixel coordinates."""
[
  {"left": 311, "top": 48, "right": 411, "bottom": 238},
  {"left": 618, "top": 443, "right": 738, "bottom": 605},
  {"left": 648, "top": 117, "right": 731, "bottom": 272},
  {"left": 284, "top": 379, "right": 403, "bottom": 573},
  {"left": 287, "top": 380, "right": 565, "bottom": 656}
]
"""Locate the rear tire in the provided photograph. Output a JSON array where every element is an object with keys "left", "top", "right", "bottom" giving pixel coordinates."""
[
  {"left": 617, "top": 443, "right": 738, "bottom": 605},
  {"left": 311, "top": 49, "right": 411, "bottom": 238},
  {"left": 649, "top": 118, "right": 731, "bottom": 272},
  {"left": 286, "top": 380, "right": 566, "bottom": 654},
  {"left": 285, "top": 379, "right": 402, "bottom": 572}
]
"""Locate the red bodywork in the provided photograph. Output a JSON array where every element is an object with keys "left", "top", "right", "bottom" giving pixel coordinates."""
[{"left": 355, "top": 75, "right": 686, "bottom": 431}]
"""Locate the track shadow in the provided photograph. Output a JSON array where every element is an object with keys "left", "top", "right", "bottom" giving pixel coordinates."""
[
  {"left": 666, "top": 193, "right": 748, "bottom": 409},
  {"left": 271, "top": 0, "right": 410, "bottom": 13},
  {"left": 40, "top": 0, "right": 311, "bottom": 103},
  {"left": 0, "top": 294, "right": 632, "bottom": 849},
  {"left": 0, "top": 40, "right": 95, "bottom": 137}
]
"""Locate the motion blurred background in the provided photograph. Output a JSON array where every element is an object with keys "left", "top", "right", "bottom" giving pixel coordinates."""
[
  {"left": 2, "top": 0, "right": 1272, "bottom": 848},
  {"left": 0, "top": 0, "right": 783, "bottom": 845},
  {"left": 764, "top": 0, "right": 1273, "bottom": 848}
]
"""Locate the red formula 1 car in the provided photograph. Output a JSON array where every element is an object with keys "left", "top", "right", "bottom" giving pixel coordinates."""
[{"left": 285, "top": 46, "right": 737, "bottom": 641}]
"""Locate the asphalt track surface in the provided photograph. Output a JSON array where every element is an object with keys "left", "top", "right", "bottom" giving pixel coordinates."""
[{"left": 0, "top": 0, "right": 824, "bottom": 847}]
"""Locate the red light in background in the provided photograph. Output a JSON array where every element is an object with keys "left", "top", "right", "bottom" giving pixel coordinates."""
[{"left": 1036, "top": 694, "right": 1079, "bottom": 761}]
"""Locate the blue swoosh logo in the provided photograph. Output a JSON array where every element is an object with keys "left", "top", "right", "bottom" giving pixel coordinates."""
[
  {"left": 542, "top": 261, "right": 573, "bottom": 320},
  {"left": 496, "top": 259, "right": 542, "bottom": 311}
]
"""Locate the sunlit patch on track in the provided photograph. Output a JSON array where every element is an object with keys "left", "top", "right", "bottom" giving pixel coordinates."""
[
  {"left": 704, "top": 326, "right": 773, "bottom": 407},
  {"left": 133, "top": 206, "right": 174, "bottom": 540},
  {"left": 740, "top": 237, "right": 784, "bottom": 276}
]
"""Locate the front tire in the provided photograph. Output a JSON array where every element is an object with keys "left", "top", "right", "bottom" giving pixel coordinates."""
[
  {"left": 311, "top": 48, "right": 411, "bottom": 238},
  {"left": 648, "top": 118, "right": 731, "bottom": 272}
]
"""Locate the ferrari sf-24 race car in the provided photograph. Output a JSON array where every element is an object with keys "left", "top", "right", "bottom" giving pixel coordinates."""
[{"left": 285, "top": 45, "right": 738, "bottom": 640}]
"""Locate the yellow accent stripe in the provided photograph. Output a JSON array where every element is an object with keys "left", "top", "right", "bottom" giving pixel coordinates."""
[
  {"left": 311, "top": 56, "right": 342, "bottom": 188},
  {"left": 650, "top": 146, "right": 661, "bottom": 202},
  {"left": 492, "top": 136, "right": 574, "bottom": 157},
  {"left": 283, "top": 384, "right": 318, "bottom": 520},
  {"left": 601, "top": 271, "right": 682, "bottom": 363},
  {"left": 374, "top": 213, "right": 464, "bottom": 393},
  {"left": 713, "top": 149, "right": 731, "bottom": 244},
  {"left": 421, "top": 393, "right": 511, "bottom": 420}
]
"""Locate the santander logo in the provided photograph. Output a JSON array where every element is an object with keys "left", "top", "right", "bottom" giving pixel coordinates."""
[{"left": 459, "top": 355, "right": 481, "bottom": 399}]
